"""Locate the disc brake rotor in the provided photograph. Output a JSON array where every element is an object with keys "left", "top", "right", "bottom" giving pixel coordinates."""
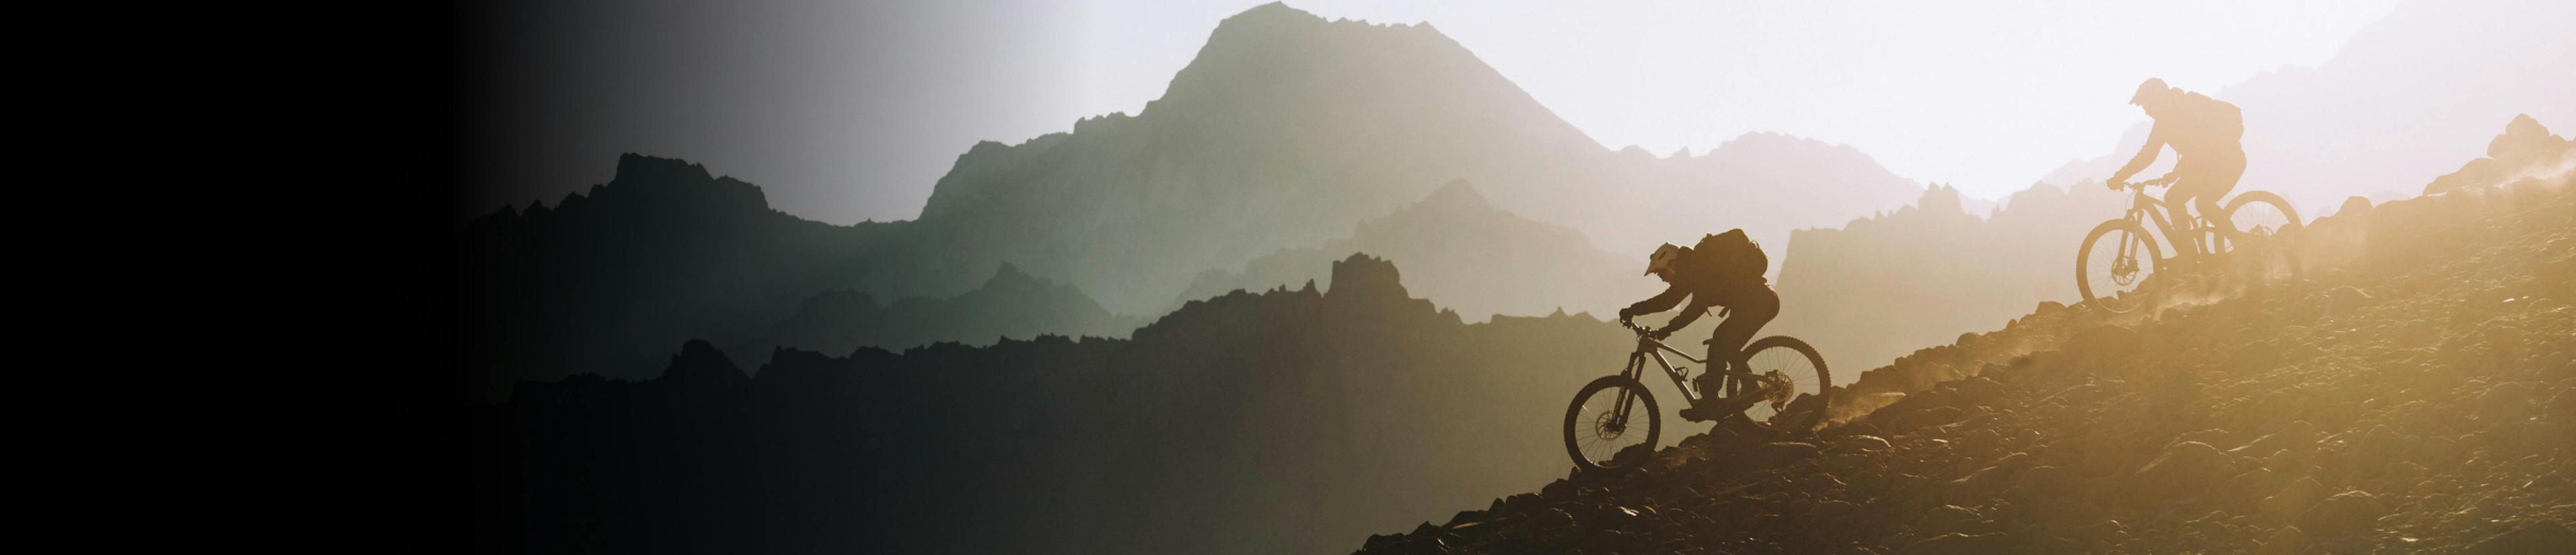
[{"left": 1594, "top": 411, "right": 1625, "bottom": 440}]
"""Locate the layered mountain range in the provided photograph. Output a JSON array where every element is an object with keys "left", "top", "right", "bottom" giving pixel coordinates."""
[{"left": 455, "top": 3, "right": 1923, "bottom": 395}]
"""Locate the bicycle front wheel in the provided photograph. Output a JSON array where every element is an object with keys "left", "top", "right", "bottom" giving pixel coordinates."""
[
  {"left": 1564, "top": 374, "right": 1659, "bottom": 474},
  {"left": 1733, "top": 336, "right": 1831, "bottom": 433},
  {"left": 2077, "top": 218, "right": 2163, "bottom": 313}
]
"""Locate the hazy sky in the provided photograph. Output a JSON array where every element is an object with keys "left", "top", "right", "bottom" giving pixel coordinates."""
[{"left": 462, "top": 0, "right": 2406, "bottom": 223}]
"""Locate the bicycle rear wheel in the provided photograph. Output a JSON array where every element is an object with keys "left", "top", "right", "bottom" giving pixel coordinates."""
[
  {"left": 2222, "top": 191, "right": 2303, "bottom": 285},
  {"left": 1564, "top": 374, "right": 1660, "bottom": 474},
  {"left": 2222, "top": 191, "right": 2302, "bottom": 241},
  {"left": 1730, "top": 336, "right": 1830, "bottom": 433},
  {"left": 2076, "top": 218, "right": 2163, "bottom": 313}
]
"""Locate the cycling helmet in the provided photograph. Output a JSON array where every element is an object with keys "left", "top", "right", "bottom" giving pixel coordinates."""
[
  {"left": 1645, "top": 243, "right": 1683, "bottom": 276},
  {"left": 2129, "top": 78, "right": 2170, "bottom": 106}
]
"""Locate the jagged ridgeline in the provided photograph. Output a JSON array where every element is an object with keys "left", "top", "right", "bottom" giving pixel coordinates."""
[
  {"left": 456, "top": 2, "right": 1925, "bottom": 397},
  {"left": 1167, "top": 179, "right": 1660, "bottom": 319},
  {"left": 466, "top": 254, "right": 1652, "bottom": 554},
  {"left": 455, "top": 155, "right": 1144, "bottom": 400}
]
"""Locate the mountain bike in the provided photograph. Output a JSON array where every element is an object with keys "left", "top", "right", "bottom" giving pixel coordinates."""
[
  {"left": 2076, "top": 175, "right": 2302, "bottom": 314},
  {"left": 1562, "top": 319, "right": 1830, "bottom": 473}
]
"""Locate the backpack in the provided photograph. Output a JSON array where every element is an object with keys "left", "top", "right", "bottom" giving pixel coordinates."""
[
  {"left": 2182, "top": 91, "right": 2245, "bottom": 141},
  {"left": 1686, "top": 229, "right": 1768, "bottom": 283}
]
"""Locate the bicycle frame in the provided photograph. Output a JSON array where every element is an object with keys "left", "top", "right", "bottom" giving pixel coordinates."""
[
  {"left": 1606, "top": 333, "right": 1711, "bottom": 425},
  {"left": 2119, "top": 181, "right": 2239, "bottom": 262}
]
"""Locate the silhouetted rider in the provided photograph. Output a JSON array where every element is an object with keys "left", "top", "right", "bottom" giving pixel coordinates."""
[
  {"left": 1617, "top": 230, "right": 1778, "bottom": 421},
  {"left": 2107, "top": 78, "right": 2247, "bottom": 266}
]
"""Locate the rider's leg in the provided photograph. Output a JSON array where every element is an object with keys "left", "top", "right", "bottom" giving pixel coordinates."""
[
  {"left": 2164, "top": 174, "right": 2210, "bottom": 264},
  {"left": 1706, "top": 287, "right": 1780, "bottom": 379},
  {"left": 2197, "top": 154, "right": 2246, "bottom": 234}
]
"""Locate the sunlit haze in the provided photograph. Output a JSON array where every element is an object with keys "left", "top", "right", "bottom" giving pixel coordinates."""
[{"left": 464, "top": 0, "right": 2412, "bottom": 223}]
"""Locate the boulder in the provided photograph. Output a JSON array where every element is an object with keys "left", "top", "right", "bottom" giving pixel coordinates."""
[
  {"left": 1896, "top": 532, "right": 2013, "bottom": 555},
  {"left": 1839, "top": 435, "right": 1894, "bottom": 452},
  {"left": 1913, "top": 505, "right": 1984, "bottom": 537},
  {"left": 2232, "top": 421, "right": 2322, "bottom": 456},
  {"left": 2066, "top": 325, "right": 2141, "bottom": 368},
  {"left": 2464, "top": 520, "right": 2576, "bottom": 555},
  {"left": 2132, "top": 442, "right": 2235, "bottom": 501},
  {"left": 2351, "top": 425, "right": 2409, "bottom": 471},
  {"left": 2548, "top": 389, "right": 2576, "bottom": 423},
  {"left": 2323, "top": 287, "right": 2375, "bottom": 318},
  {"left": 2259, "top": 526, "right": 2306, "bottom": 555},
  {"left": 1943, "top": 377, "right": 2010, "bottom": 407},
  {"left": 2477, "top": 382, "right": 2533, "bottom": 420},
  {"left": 2257, "top": 476, "right": 2328, "bottom": 524},
  {"left": 2007, "top": 465, "right": 2082, "bottom": 505},
  {"left": 2225, "top": 341, "right": 2285, "bottom": 374},
  {"left": 2293, "top": 491, "right": 2385, "bottom": 539}
]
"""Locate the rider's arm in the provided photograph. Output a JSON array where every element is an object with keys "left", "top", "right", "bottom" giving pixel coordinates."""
[
  {"left": 1620, "top": 285, "right": 1688, "bottom": 321},
  {"left": 1658, "top": 295, "right": 1716, "bottom": 334},
  {"left": 2109, "top": 123, "right": 2167, "bottom": 183}
]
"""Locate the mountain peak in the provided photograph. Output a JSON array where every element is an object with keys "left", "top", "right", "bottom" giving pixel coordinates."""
[
  {"left": 1417, "top": 179, "right": 1491, "bottom": 209},
  {"left": 1326, "top": 253, "right": 1411, "bottom": 302},
  {"left": 1222, "top": 1, "right": 1321, "bottom": 27},
  {"left": 981, "top": 262, "right": 1047, "bottom": 291},
  {"left": 614, "top": 153, "right": 715, "bottom": 184}
]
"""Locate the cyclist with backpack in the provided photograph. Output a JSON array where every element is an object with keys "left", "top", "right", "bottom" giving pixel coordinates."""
[
  {"left": 1616, "top": 229, "right": 1778, "bottom": 422},
  {"left": 2106, "top": 77, "right": 2247, "bottom": 268}
]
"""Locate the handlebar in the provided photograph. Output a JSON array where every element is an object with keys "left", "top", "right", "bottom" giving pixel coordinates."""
[{"left": 2113, "top": 175, "right": 2179, "bottom": 190}]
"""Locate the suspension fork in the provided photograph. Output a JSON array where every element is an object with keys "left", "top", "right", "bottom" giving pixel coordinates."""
[
  {"left": 1611, "top": 352, "right": 1646, "bottom": 424},
  {"left": 2116, "top": 201, "right": 2147, "bottom": 264}
]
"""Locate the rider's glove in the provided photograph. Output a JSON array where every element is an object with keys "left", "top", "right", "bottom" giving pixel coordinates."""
[
  {"left": 2106, "top": 179, "right": 2127, "bottom": 191},
  {"left": 1648, "top": 327, "right": 1673, "bottom": 340}
]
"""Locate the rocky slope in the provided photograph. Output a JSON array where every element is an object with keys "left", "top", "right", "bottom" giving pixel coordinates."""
[
  {"left": 1354, "top": 162, "right": 2573, "bottom": 553},
  {"left": 1779, "top": 115, "right": 2567, "bottom": 379}
]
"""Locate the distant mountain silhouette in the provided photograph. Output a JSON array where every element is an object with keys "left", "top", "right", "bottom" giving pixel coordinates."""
[
  {"left": 465, "top": 254, "right": 1655, "bottom": 554},
  {"left": 1168, "top": 179, "right": 1659, "bottom": 320},
  {"left": 735, "top": 262, "right": 1145, "bottom": 364},
  {"left": 455, "top": 3, "right": 1926, "bottom": 395},
  {"left": 2039, "top": 0, "right": 2575, "bottom": 211},
  {"left": 455, "top": 154, "right": 1138, "bottom": 399},
  {"left": 1768, "top": 181, "right": 2128, "bottom": 376},
  {"left": 902, "top": 2, "right": 1921, "bottom": 314}
]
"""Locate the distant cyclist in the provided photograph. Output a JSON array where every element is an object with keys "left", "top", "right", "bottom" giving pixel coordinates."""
[
  {"left": 2106, "top": 77, "right": 2247, "bottom": 267},
  {"left": 1617, "top": 230, "right": 1778, "bottom": 421}
]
